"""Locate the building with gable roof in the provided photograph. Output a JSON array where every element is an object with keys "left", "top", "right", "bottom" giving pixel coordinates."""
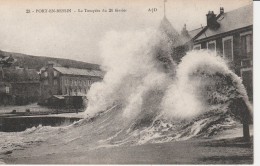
[
  {"left": 39, "top": 62, "right": 104, "bottom": 105},
  {"left": 190, "top": 4, "right": 253, "bottom": 101},
  {"left": 169, "top": 4, "right": 253, "bottom": 101}
]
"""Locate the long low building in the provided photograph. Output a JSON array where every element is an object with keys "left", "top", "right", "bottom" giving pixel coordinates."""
[{"left": 39, "top": 62, "right": 104, "bottom": 105}]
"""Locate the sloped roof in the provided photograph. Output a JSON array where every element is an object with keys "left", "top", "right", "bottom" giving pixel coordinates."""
[
  {"left": 52, "top": 95, "right": 65, "bottom": 99},
  {"left": 54, "top": 66, "right": 104, "bottom": 78},
  {"left": 0, "top": 55, "right": 16, "bottom": 66},
  {"left": 196, "top": 4, "right": 253, "bottom": 41},
  {"left": 2, "top": 68, "right": 40, "bottom": 82},
  {"left": 189, "top": 27, "right": 205, "bottom": 39}
]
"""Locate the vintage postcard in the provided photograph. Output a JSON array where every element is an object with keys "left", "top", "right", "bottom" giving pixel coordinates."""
[{"left": 0, "top": 0, "right": 253, "bottom": 164}]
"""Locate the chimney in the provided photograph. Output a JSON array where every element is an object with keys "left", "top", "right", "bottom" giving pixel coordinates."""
[
  {"left": 206, "top": 11, "right": 220, "bottom": 29},
  {"left": 220, "top": 7, "right": 224, "bottom": 14},
  {"left": 47, "top": 61, "right": 54, "bottom": 69}
]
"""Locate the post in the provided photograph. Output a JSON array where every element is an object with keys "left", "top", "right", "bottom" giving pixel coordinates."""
[
  {"left": 164, "top": 0, "right": 167, "bottom": 17},
  {"left": 243, "top": 110, "right": 250, "bottom": 141},
  {"left": 164, "top": 0, "right": 165, "bottom": 17},
  {"left": 230, "top": 98, "right": 251, "bottom": 142}
]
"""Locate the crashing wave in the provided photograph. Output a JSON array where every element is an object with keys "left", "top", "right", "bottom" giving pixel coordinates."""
[{"left": 0, "top": 30, "right": 252, "bottom": 154}]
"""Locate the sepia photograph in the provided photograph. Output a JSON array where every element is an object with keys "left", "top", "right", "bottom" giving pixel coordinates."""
[{"left": 0, "top": 0, "right": 254, "bottom": 164}]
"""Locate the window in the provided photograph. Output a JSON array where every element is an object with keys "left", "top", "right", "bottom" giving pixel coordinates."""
[
  {"left": 43, "top": 80, "right": 48, "bottom": 85},
  {"left": 241, "top": 31, "right": 253, "bottom": 57},
  {"left": 5, "top": 86, "right": 9, "bottom": 94},
  {"left": 54, "top": 80, "right": 58, "bottom": 85},
  {"left": 193, "top": 44, "right": 201, "bottom": 50},
  {"left": 66, "top": 87, "right": 69, "bottom": 94},
  {"left": 222, "top": 36, "right": 233, "bottom": 61},
  {"left": 207, "top": 40, "right": 216, "bottom": 52},
  {"left": 64, "top": 78, "right": 68, "bottom": 85},
  {"left": 54, "top": 71, "right": 58, "bottom": 77}
]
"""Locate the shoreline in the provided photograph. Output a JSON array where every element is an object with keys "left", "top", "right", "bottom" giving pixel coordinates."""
[{"left": 1, "top": 136, "right": 253, "bottom": 164}]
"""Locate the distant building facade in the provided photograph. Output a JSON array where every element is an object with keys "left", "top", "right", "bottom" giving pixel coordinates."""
[
  {"left": 39, "top": 62, "right": 104, "bottom": 105},
  {"left": 0, "top": 67, "right": 40, "bottom": 105}
]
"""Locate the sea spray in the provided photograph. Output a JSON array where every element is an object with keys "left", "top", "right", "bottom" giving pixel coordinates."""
[
  {"left": 84, "top": 25, "right": 252, "bottom": 131},
  {"left": 85, "top": 29, "right": 174, "bottom": 119},
  {"left": 0, "top": 37, "right": 253, "bottom": 154},
  {"left": 98, "top": 48, "right": 252, "bottom": 143},
  {"left": 162, "top": 50, "right": 252, "bottom": 120},
  {"left": 80, "top": 29, "right": 253, "bottom": 145}
]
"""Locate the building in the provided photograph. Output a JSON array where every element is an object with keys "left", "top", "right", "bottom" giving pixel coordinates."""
[
  {"left": 39, "top": 62, "right": 104, "bottom": 106},
  {"left": 0, "top": 54, "right": 16, "bottom": 67},
  {"left": 190, "top": 5, "right": 253, "bottom": 101},
  {"left": 170, "top": 5, "right": 253, "bottom": 101},
  {"left": 0, "top": 67, "right": 40, "bottom": 105}
]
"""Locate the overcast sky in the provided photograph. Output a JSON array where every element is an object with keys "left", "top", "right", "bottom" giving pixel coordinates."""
[{"left": 0, "top": 0, "right": 252, "bottom": 64}]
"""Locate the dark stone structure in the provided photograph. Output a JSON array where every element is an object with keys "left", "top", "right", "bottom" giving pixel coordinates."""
[{"left": 0, "top": 67, "right": 40, "bottom": 105}]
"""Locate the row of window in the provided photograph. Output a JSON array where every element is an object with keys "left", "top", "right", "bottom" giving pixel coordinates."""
[
  {"left": 64, "top": 78, "right": 94, "bottom": 86},
  {"left": 65, "top": 86, "right": 89, "bottom": 95},
  {"left": 43, "top": 71, "right": 58, "bottom": 77},
  {"left": 43, "top": 79, "right": 94, "bottom": 86},
  {"left": 43, "top": 80, "right": 58, "bottom": 85},
  {"left": 193, "top": 31, "right": 253, "bottom": 61}
]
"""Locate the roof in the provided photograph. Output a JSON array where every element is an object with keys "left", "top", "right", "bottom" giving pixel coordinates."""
[
  {"left": 0, "top": 55, "right": 16, "bottom": 66},
  {"left": 1, "top": 68, "right": 40, "bottom": 82},
  {"left": 196, "top": 4, "right": 253, "bottom": 41},
  {"left": 175, "top": 26, "right": 205, "bottom": 45},
  {"left": 189, "top": 27, "right": 205, "bottom": 39},
  {"left": 53, "top": 66, "right": 104, "bottom": 78},
  {"left": 52, "top": 95, "right": 65, "bottom": 99},
  {"left": 52, "top": 94, "right": 86, "bottom": 98}
]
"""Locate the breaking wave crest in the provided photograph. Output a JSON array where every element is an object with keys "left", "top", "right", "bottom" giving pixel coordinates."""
[{"left": 78, "top": 29, "right": 252, "bottom": 146}]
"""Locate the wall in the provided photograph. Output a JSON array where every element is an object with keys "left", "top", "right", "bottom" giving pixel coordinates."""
[
  {"left": 60, "top": 75, "right": 101, "bottom": 96},
  {"left": 193, "top": 27, "right": 253, "bottom": 101},
  {"left": 39, "top": 65, "right": 103, "bottom": 104}
]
